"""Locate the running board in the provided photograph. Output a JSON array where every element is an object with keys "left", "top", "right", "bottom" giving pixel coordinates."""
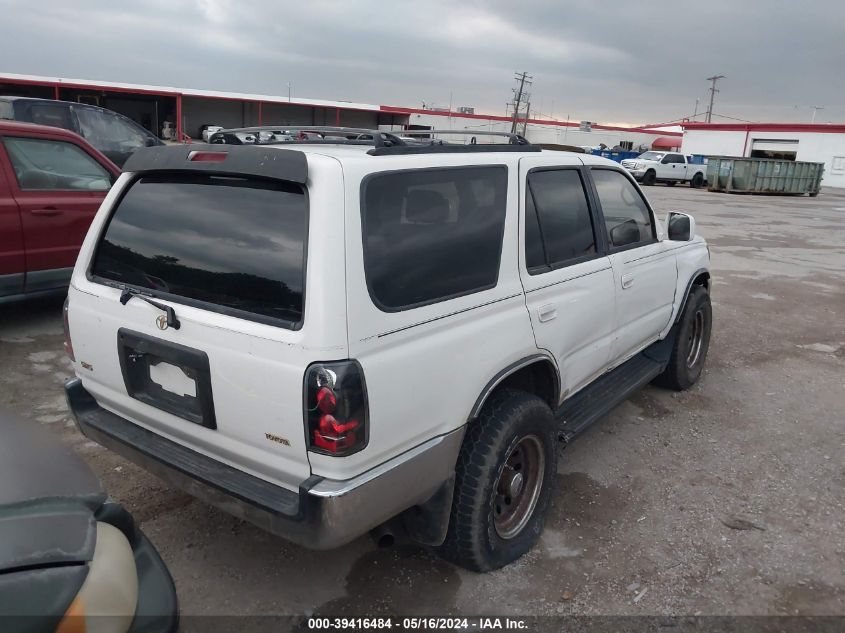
[{"left": 555, "top": 351, "right": 665, "bottom": 442}]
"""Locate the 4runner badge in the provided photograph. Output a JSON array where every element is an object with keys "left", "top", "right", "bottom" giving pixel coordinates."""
[
  {"left": 156, "top": 315, "right": 168, "bottom": 330},
  {"left": 265, "top": 433, "right": 291, "bottom": 447}
]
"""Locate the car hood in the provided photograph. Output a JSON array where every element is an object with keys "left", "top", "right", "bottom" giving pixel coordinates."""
[{"left": 0, "top": 408, "right": 105, "bottom": 573}]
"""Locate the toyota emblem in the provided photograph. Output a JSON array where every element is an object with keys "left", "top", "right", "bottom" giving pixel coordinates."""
[{"left": 156, "top": 314, "right": 168, "bottom": 330}]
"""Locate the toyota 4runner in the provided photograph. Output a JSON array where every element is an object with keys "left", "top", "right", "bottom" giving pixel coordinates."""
[{"left": 64, "top": 128, "right": 712, "bottom": 571}]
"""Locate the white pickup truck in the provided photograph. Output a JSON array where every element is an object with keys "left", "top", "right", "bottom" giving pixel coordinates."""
[{"left": 621, "top": 151, "right": 707, "bottom": 188}]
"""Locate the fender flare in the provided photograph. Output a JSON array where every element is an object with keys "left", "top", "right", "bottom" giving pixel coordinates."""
[
  {"left": 674, "top": 268, "right": 710, "bottom": 323},
  {"left": 467, "top": 352, "right": 561, "bottom": 422}
]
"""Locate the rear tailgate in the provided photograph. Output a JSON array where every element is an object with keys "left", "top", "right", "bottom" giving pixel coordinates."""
[{"left": 67, "top": 147, "right": 347, "bottom": 491}]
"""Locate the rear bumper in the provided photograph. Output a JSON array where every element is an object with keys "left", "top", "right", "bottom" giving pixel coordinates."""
[{"left": 65, "top": 378, "right": 463, "bottom": 549}]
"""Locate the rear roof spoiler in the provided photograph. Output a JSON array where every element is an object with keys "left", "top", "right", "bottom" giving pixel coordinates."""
[{"left": 122, "top": 143, "right": 308, "bottom": 184}]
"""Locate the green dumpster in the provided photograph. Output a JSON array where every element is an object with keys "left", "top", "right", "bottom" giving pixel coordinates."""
[{"left": 706, "top": 157, "right": 824, "bottom": 196}]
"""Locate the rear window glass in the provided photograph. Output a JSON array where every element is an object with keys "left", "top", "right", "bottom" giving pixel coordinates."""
[
  {"left": 91, "top": 174, "right": 308, "bottom": 327},
  {"left": 362, "top": 166, "right": 507, "bottom": 311}
]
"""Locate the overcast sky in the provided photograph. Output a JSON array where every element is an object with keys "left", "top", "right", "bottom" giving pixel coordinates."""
[{"left": 2, "top": 0, "right": 843, "bottom": 126}]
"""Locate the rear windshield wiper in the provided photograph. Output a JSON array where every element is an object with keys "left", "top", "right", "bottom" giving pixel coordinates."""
[{"left": 119, "top": 288, "right": 181, "bottom": 330}]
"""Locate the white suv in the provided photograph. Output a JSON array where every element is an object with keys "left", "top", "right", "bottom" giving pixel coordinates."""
[{"left": 64, "top": 129, "right": 712, "bottom": 571}]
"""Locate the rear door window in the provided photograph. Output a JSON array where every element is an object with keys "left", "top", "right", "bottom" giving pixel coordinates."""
[
  {"left": 91, "top": 174, "right": 308, "bottom": 327},
  {"left": 525, "top": 169, "right": 597, "bottom": 272},
  {"left": 3, "top": 137, "right": 112, "bottom": 191},
  {"left": 362, "top": 166, "right": 507, "bottom": 311},
  {"left": 25, "top": 103, "right": 74, "bottom": 130}
]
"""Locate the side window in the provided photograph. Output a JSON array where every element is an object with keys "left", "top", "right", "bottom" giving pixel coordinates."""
[
  {"left": 26, "top": 104, "right": 74, "bottom": 131},
  {"left": 525, "top": 169, "right": 596, "bottom": 273},
  {"left": 591, "top": 169, "right": 654, "bottom": 249},
  {"left": 3, "top": 137, "right": 112, "bottom": 191},
  {"left": 670, "top": 154, "right": 684, "bottom": 164},
  {"left": 362, "top": 166, "right": 507, "bottom": 310},
  {"left": 75, "top": 108, "right": 148, "bottom": 151}
]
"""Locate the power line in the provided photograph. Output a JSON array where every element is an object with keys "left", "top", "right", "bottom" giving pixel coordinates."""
[
  {"left": 710, "top": 112, "right": 756, "bottom": 123},
  {"left": 705, "top": 75, "right": 725, "bottom": 123}
]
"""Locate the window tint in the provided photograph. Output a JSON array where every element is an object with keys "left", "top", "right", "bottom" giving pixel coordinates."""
[
  {"left": 524, "top": 192, "right": 546, "bottom": 270},
  {"left": 362, "top": 166, "right": 507, "bottom": 310},
  {"left": 4, "top": 137, "right": 112, "bottom": 191},
  {"left": 91, "top": 174, "right": 308, "bottom": 326},
  {"left": 592, "top": 169, "right": 654, "bottom": 248},
  {"left": 667, "top": 154, "right": 684, "bottom": 164},
  {"left": 26, "top": 103, "right": 73, "bottom": 130},
  {"left": 526, "top": 169, "right": 596, "bottom": 270},
  {"left": 76, "top": 108, "right": 149, "bottom": 152}
]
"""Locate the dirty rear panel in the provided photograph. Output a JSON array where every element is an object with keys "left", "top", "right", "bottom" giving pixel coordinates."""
[{"left": 67, "top": 151, "right": 348, "bottom": 491}]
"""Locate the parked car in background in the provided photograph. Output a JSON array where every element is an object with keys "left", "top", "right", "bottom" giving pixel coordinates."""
[
  {"left": 0, "top": 97, "right": 162, "bottom": 166},
  {"left": 621, "top": 151, "right": 707, "bottom": 188},
  {"left": 0, "top": 121, "right": 120, "bottom": 303},
  {"left": 199, "top": 124, "right": 223, "bottom": 142},
  {"left": 0, "top": 406, "right": 177, "bottom": 633}
]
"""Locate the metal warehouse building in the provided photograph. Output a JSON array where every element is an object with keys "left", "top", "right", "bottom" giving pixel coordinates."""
[
  {"left": 0, "top": 72, "right": 679, "bottom": 150},
  {"left": 682, "top": 122, "right": 845, "bottom": 188}
]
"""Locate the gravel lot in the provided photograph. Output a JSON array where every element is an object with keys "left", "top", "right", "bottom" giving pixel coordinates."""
[{"left": 1, "top": 184, "right": 843, "bottom": 618}]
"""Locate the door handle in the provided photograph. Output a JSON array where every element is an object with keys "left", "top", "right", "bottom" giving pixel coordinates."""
[
  {"left": 31, "top": 207, "right": 63, "bottom": 216},
  {"left": 621, "top": 273, "right": 634, "bottom": 289},
  {"left": 537, "top": 304, "right": 557, "bottom": 322}
]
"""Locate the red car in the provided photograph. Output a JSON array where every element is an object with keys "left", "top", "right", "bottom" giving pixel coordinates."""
[{"left": 0, "top": 121, "right": 120, "bottom": 303}]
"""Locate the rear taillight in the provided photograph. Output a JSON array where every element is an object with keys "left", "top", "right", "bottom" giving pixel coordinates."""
[
  {"left": 62, "top": 296, "right": 75, "bottom": 361},
  {"left": 304, "top": 361, "right": 368, "bottom": 456}
]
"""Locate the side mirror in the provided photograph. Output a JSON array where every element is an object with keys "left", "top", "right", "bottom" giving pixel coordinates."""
[
  {"left": 667, "top": 212, "right": 696, "bottom": 241},
  {"left": 609, "top": 219, "right": 640, "bottom": 247}
]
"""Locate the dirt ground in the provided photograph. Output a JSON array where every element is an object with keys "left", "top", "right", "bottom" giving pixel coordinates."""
[{"left": 1, "top": 184, "right": 843, "bottom": 618}]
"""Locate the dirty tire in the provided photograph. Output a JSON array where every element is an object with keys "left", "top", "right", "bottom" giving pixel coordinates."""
[
  {"left": 439, "top": 390, "right": 557, "bottom": 572},
  {"left": 642, "top": 170, "right": 656, "bottom": 186},
  {"left": 654, "top": 285, "right": 712, "bottom": 390},
  {"left": 691, "top": 172, "right": 704, "bottom": 188}
]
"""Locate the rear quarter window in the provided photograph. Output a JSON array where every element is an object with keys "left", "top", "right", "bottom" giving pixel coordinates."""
[
  {"left": 361, "top": 166, "right": 507, "bottom": 311},
  {"left": 90, "top": 173, "right": 308, "bottom": 327}
]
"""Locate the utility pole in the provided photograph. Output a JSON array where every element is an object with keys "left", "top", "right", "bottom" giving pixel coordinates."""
[
  {"left": 705, "top": 75, "right": 725, "bottom": 123},
  {"left": 810, "top": 105, "right": 824, "bottom": 123},
  {"left": 693, "top": 98, "right": 700, "bottom": 120},
  {"left": 522, "top": 101, "right": 531, "bottom": 136},
  {"left": 510, "top": 71, "right": 532, "bottom": 134}
]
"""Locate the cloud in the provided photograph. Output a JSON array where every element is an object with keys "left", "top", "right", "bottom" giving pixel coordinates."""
[{"left": 0, "top": 0, "right": 842, "bottom": 123}]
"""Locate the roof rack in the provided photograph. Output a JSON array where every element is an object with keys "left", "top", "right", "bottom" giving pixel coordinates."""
[
  {"left": 209, "top": 126, "right": 407, "bottom": 148},
  {"left": 208, "top": 126, "right": 541, "bottom": 155},
  {"left": 396, "top": 129, "right": 530, "bottom": 145},
  {"left": 368, "top": 129, "right": 539, "bottom": 156}
]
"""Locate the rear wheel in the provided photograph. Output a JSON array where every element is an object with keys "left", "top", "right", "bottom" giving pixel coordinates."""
[
  {"left": 691, "top": 172, "right": 704, "bottom": 188},
  {"left": 654, "top": 285, "right": 712, "bottom": 390},
  {"left": 439, "top": 390, "right": 557, "bottom": 571},
  {"left": 642, "top": 170, "right": 656, "bottom": 186}
]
